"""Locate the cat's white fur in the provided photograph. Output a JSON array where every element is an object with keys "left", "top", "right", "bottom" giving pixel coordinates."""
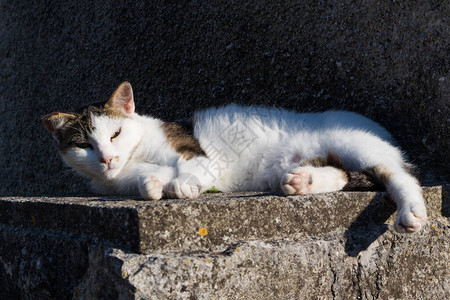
[{"left": 47, "top": 82, "right": 427, "bottom": 233}]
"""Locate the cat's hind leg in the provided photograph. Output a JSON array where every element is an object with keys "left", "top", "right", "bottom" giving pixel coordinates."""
[
  {"left": 280, "top": 152, "right": 382, "bottom": 195},
  {"left": 281, "top": 154, "right": 349, "bottom": 195},
  {"left": 281, "top": 165, "right": 348, "bottom": 195}
]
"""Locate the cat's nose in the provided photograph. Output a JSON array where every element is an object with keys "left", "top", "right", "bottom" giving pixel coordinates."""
[{"left": 100, "top": 156, "right": 112, "bottom": 165}]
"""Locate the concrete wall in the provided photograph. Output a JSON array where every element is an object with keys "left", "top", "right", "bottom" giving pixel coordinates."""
[{"left": 1, "top": 0, "right": 448, "bottom": 196}]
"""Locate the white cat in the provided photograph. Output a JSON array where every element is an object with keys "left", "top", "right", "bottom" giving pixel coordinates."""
[{"left": 43, "top": 82, "right": 427, "bottom": 233}]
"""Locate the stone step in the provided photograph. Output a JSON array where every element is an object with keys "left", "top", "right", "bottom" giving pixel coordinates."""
[
  {"left": 0, "top": 186, "right": 447, "bottom": 255},
  {"left": 76, "top": 221, "right": 449, "bottom": 300},
  {"left": 0, "top": 186, "right": 448, "bottom": 299}
]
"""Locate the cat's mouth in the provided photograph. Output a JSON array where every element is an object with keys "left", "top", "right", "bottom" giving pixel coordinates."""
[{"left": 101, "top": 160, "right": 121, "bottom": 179}]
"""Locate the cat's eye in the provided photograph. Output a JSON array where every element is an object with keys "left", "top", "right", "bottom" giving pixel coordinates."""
[
  {"left": 74, "top": 142, "right": 92, "bottom": 149},
  {"left": 111, "top": 128, "right": 121, "bottom": 141}
]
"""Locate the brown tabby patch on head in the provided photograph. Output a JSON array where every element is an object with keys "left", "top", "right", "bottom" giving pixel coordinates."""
[
  {"left": 161, "top": 121, "right": 206, "bottom": 160},
  {"left": 45, "top": 104, "right": 128, "bottom": 152},
  {"left": 76, "top": 102, "right": 128, "bottom": 119},
  {"left": 50, "top": 112, "right": 92, "bottom": 152}
]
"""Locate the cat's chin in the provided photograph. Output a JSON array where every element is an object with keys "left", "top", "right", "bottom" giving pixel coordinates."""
[{"left": 102, "top": 168, "right": 121, "bottom": 180}]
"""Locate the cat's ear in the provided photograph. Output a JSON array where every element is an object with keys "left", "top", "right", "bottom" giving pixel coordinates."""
[
  {"left": 42, "top": 112, "right": 77, "bottom": 143},
  {"left": 42, "top": 112, "right": 77, "bottom": 133},
  {"left": 105, "top": 81, "right": 135, "bottom": 114}
]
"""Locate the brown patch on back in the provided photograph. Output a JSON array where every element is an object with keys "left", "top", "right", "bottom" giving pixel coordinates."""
[{"left": 161, "top": 121, "right": 206, "bottom": 160}]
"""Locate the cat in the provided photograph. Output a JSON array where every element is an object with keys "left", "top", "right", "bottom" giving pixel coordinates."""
[{"left": 43, "top": 82, "right": 427, "bottom": 233}]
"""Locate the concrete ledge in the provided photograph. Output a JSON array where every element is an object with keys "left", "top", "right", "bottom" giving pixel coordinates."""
[
  {"left": 0, "top": 186, "right": 448, "bottom": 298},
  {"left": 0, "top": 197, "right": 141, "bottom": 252},
  {"left": 0, "top": 186, "right": 446, "bottom": 254}
]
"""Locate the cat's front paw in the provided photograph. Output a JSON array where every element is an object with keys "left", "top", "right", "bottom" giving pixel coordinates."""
[
  {"left": 394, "top": 203, "right": 427, "bottom": 233},
  {"left": 165, "top": 175, "right": 201, "bottom": 199},
  {"left": 139, "top": 176, "right": 164, "bottom": 200},
  {"left": 281, "top": 166, "right": 348, "bottom": 195}
]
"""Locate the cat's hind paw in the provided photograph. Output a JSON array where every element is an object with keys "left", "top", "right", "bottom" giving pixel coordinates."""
[
  {"left": 394, "top": 203, "right": 427, "bottom": 233},
  {"left": 281, "top": 168, "right": 314, "bottom": 195},
  {"left": 139, "top": 176, "right": 164, "bottom": 200},
  {"left": 281, "top": 166, "right": 348, "bottom": 195}
]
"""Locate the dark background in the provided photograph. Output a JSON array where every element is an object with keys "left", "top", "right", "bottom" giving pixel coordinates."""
[{"left": 1, "top": 0, "right": 448, "bottom": 196}]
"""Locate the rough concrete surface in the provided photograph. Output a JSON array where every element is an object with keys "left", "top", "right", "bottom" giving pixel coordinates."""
[
  {"left": 0, "top": 187, "right": 448, "bottom": 299},
  {"left": 0, "top": 187, "right": 444, "bottom": 254},
  {"left": 103, "top": 228, "right": 449, "bottom": 300},
  {"left": 0, "top": 1, "right": 449, "bottom": 196},
  {"left": 0, "top": 224, "right": 90, "bottom": 299},
  {"left": 75, "top": 186, "right": 450, "bottom": 299}
]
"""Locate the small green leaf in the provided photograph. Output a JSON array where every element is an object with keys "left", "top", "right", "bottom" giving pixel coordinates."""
[{"left": 204, "top": 186, "right": 221, "bottom": 193}]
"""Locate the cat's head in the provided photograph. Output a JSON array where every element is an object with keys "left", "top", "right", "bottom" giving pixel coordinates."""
[{"left": 43, "top": 82, "right": 142, "bottom": 180}]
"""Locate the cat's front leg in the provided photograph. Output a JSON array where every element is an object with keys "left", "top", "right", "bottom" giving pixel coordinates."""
[
  {"left": 165, "top": 157, "right": 218, "bottom": 199},
  {"left": 165, "top": 173, "right": 202, "bottom": 199},
  {"left": 115, "top": 164, "right": 176, "bottom": 200},
  {"left": 139, "top": 175, "right": 165, "bottom": 200},
  {"left": 138, "top": 167, "right": 177, "bottom": 200}
]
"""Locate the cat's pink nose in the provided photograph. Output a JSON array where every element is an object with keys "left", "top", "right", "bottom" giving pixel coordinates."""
[{"left": 100, "top": 156, "right": 112, "bottom": 165}]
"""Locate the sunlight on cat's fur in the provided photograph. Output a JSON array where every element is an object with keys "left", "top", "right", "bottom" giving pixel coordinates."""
[{"left": 43, "top": 82, "right": 427, "bottom": 233}]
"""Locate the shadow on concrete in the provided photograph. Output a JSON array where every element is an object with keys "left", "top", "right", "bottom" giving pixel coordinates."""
[
  {"left": 72, "top": 245, "right": 136, "bottom": 299},
  {"left": 344, "top": 194, "right": 396, "bottom": 257},
  {"left": 0, "top": 197, "right": 143, "bottom": 298},
  {"left": 233, "top": 192, "right": 276, "bottom": 198},
  {"left": 0, "top": 198, "right": 142, "bottom": 253}
]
